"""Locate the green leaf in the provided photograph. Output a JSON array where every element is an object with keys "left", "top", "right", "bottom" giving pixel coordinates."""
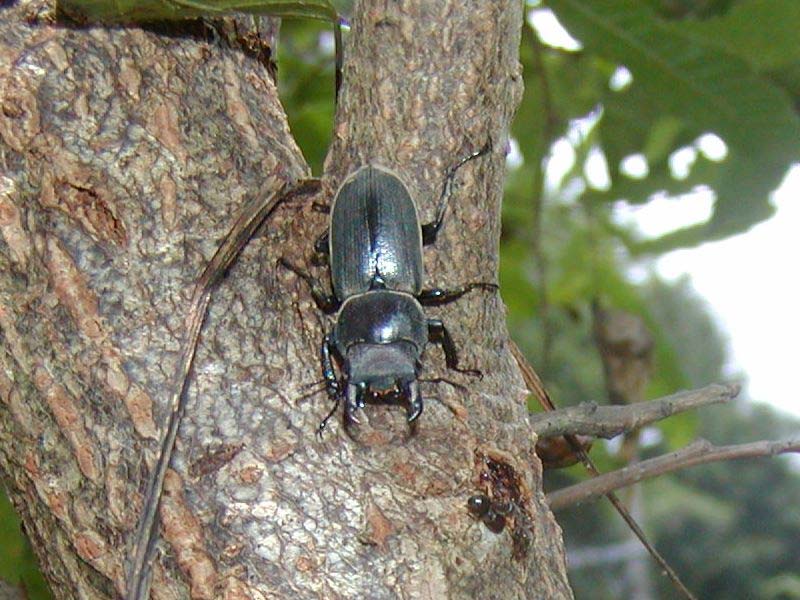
[
  {"left": 679, "top": 0, "right": 800, "bottom": 71},
  {"left": 58, "top": 0, "right": 337, "bottom": 24},
  {"left": 547, "top": 0, "right": 800, "bottom": 252}
]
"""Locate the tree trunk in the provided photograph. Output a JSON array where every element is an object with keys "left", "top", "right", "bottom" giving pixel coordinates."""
[{"left": 0, "top": 1, "right": 573, "bottom": 598}]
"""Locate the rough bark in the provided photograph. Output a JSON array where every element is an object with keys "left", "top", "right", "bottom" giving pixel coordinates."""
[{"left": 0, "top": 1, "right": 573, "bottom": 598}]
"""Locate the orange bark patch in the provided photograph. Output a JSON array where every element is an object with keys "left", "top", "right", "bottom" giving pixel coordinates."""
[
  {"left": 123, "top": 384, "right": 158, "bottom": 440},
  {"left": 74, "top": 529, "right": 125, "bottom": 586},
  {"left": 151, "top": 100, "right": 186, "bottom": 164},
  {"left": 44, "top": 237, "right": 158, "bottom": 438},
  {"left": 390, "top": 461, "right": 417, "bottom": 486},
  {"left": 46, "top": 237, "right": 103, "bottom": 340},
  {"left": 363, "top": 503, "right": 395, "bottom": 548},
  {"left": 32, "top": 365, "right": 99, "bottom": 482},
  {"left": 161, "top": 470, "right": 217, "bottom": 600},
  {"left": 221, "top": 576, "right": 264, "bottom": 600},
  {"left": 237, "top": 464, "right": 263, "bottom": 484},
  {"left": 262, "top": 440, "right": 295, "bottom": 463},
  {"left": 0, "top": 180, "right": 32, "bottom": 267},
  {"left": 294, "top": 555, "right": 316, "bottom": 573},
  {"left": 222, "top": 60, "right": 259, "bottom": 152},
  {"left": 45, "top": 488, "right": 69, "bottom": 521},
  {"left": 158, "top": 171, "right": 178, "bottom": 230}
]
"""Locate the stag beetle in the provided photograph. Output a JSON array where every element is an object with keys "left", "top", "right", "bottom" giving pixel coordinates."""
[{"left": 281, "top": 143, "right": 496, "bottom": 432}]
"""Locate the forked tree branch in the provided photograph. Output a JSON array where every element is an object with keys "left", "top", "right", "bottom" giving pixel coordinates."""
[
  {"left": 530, "top": 383, "right": 740, "bottom": 439},
  {"left": 547, "top": 437, "right": 800, "bottom": 511}
]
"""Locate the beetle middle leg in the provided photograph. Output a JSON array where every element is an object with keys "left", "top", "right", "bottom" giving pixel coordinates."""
[
  {"left": 427, "top": 318, "right": 482, "bottom": 378},
  {"left": 418, "top": 283, "right": 498, "bottom": 307}
]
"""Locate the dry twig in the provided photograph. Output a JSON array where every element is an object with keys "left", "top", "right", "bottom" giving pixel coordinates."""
[
  {"left": 529, "top": 384, "right": 740, "bottom": 440},
  {"left": 126, "top": 179, "right": 318, "bottom": 600},
  {"left": 548, "top": 437, "right": 800, "bottom": 511}
]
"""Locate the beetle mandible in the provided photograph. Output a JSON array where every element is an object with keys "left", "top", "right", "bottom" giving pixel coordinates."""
[{"left": 281, "top": 143, "right": 496, "bottom": 432}]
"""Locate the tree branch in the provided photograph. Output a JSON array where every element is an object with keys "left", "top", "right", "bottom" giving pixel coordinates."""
[
  {"left": 548, "top": 437, "right": 800, "bottom": 511},
  {"left": 511, "top": 341, "right": 699, "bottom": 600},
  {"left": 529, "top": 383, "right": 740, "bottom": 439}
]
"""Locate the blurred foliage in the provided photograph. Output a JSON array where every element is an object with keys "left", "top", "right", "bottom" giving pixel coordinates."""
[
  {"left": 57, "top": 0, "right": 338, "bottom": 25},
  {"left": 3, "top": 0, "right": 800, "bottom": 598},
  {"left": 0, "top": 489, "right": 50, "bottom": 598}
]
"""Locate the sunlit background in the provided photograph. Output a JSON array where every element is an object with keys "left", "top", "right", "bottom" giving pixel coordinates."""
[{"left": 530, "top": 5, "right": 800, "bottom": 419}]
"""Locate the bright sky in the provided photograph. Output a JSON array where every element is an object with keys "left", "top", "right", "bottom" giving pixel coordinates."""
[
  {"left": 528, "top": 5, "right": 800, "bottom": 419},
  {"left": 616, "top": 168, "right": 800, "bottom": 418}
]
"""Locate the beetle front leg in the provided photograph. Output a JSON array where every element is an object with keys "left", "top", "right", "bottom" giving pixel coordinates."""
[
  {"left": 317, "top": 334, "right": 341, "bottom": 436},
  {"left": 320, "top": 334, "right": 341, "bottom": 401},
  {"left": 279, "top": 258, "right": 340, "bottom": 314},
  {"left": 428, "top": 318, "right": 482, "bottom": 378},
  {"left": 417, "top": 282, "right": 498, "bottom": 307}
]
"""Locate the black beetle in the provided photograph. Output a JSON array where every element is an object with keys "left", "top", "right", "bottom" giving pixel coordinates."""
[{"left": 282, "top": 144, "right": 495, "bottom": 431}]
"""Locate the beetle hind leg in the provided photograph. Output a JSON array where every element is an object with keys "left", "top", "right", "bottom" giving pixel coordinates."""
[
  {"left": 279, "top": 258, "right": 340, "bottom": 314},
  {"left": 422, "top": 140, "right": 493, "bottom": 246}
]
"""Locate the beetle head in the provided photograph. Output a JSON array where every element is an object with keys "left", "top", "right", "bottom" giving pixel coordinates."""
[{"left": 345, "top": 342, "right": 423, "bottom": 422}]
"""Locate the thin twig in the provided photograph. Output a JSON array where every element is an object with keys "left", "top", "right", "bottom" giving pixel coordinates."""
[
  {"left": 529, "top": 384, "right": 740, "bottom": 439},
  {"left": 125, "top": 178, "right": 319, "bottom": 600},
  {"left": 548, "top": 438, "right": 800, "bottom": 511},
  {"left": 510, "top": 341, "right": 700, "bottom": 600}
]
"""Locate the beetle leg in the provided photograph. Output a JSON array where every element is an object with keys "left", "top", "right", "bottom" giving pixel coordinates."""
[
  {"left": 320, "top": 334, "right": 340, "bottom": 398},
  {"left": 422, "top": 140, "right": 493, "bottom": 245},
  {"left": 317, "top": 399, "right": 339, "bottom": 437},
  {"left": 310, "top": 230, "right": 330, "bottom": 266},
  {"left": 279, "top": 258, "right": 340, "bottom": 314},
  {"left": 417, "top": 282, "right": 498, "bottom": 306},
  {"left": 427, "top": 318, "right": 482, "bottom": 378},
  {"left": 316, "top": 335, "right": 341, "bottom": 436}
]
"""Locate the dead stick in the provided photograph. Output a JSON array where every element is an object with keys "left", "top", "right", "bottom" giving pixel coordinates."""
[
  {"left": 126, "top": 178, "right": 319, "bottom": 600},
  {"left": 548, "top": 437, "right": 800, "bottom": 511},
  {"left": 530, "top": 384, "right": 740, "bottom": 439}
]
